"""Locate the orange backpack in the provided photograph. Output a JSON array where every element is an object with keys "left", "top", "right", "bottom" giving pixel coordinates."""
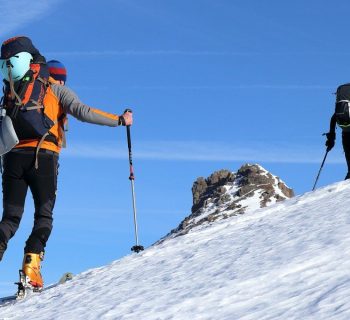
[{"left": 2, "top": 60, "right": 66, "bottom": 165}]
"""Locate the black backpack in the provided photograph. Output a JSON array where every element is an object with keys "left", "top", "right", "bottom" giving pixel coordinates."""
[
  {"left": 335, "top": 83, "right": 350, "bottom": 128},
  {"left": 0, "top": 37, "right": 56, "bottom": 143},
  {"left": 2, "top": 57, "right": 56, "bottom": 142}
]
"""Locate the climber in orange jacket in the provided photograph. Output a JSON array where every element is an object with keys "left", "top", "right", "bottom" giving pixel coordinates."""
[{"left": 0, "top": 36, "right": 132, "bottom": 289}]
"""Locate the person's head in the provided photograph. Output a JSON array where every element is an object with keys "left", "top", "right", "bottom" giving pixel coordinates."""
[
  {"left": 47, "top": 60, "right": 67, "bottom": 85},
  {"left": 0, "top": 36, "right": 39, "bottom": 82}
]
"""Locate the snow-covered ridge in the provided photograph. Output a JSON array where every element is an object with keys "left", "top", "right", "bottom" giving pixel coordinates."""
[
  {"left": 162, "top": 163, "right": 294, "bottom": 240},
  {"left": 1, "top": 180, "right": 350, "bottom": 319}
]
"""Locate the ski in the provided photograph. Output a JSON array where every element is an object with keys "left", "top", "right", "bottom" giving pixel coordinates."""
[{"left": 0, "top": 271, "right": 73, "bottom": 306}]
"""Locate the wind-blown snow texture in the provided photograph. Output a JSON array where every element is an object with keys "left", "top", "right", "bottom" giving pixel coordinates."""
[{"left": 1, "top": 180, "right": 350, "bottom": 319}]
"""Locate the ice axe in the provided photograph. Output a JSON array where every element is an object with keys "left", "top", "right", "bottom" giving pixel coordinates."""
[{"left": 124, "top": 109, "right": 144, "bottom": 253}]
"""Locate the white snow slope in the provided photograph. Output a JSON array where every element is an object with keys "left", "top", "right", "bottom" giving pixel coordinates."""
[{"left": 1, "top": 180, "right": 350, "bottom": 319}]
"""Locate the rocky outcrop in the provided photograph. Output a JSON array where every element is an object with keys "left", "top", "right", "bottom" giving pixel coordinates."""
[{"left": 161, "top": 164, "right": 294, "bottom": 241}]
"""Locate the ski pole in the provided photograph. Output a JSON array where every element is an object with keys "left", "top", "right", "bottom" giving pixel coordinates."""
[
  {"left": 312, "top": 150, "right": 329, "bottom": 191},
  {"left": 124, "top": 109, "right": 144, "bottom": 253}
]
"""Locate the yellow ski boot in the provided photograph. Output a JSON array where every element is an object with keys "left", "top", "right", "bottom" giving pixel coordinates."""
[{"left": 22, "top": 252, "right": 44, "bottom": 290}]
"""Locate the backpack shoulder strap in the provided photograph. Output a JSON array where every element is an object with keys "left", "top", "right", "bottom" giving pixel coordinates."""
[{"left": 22, "top": 63, "right": 49, "bottom": 109}]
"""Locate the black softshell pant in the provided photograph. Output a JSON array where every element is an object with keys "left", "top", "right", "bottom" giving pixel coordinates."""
[
  {"left": 342, "top": 132, "right": 350, "bottom": 178},
  {"left": 0, "top": 149, "right": 58, "bottom": 258}
]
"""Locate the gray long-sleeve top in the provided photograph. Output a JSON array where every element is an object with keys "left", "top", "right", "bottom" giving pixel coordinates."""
[
  {"left": 13, "top": 82, "right": 122, "bottom": 153},
  {"left": 51, "top": 83, "right": 120, "bottom": 127}
]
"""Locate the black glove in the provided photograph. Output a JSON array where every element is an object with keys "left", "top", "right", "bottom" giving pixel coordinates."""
[{"left": 325, "top": 132, "right": 336, "bottom": 151}]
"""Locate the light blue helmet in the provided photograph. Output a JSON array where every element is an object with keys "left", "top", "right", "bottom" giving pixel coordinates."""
[{"left": 0, "top": 51, "right": 33, "bottom": 82}]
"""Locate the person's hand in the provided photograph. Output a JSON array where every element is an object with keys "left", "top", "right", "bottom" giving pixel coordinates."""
[
  {"left": 118, "top": 110, "right": 133, "bottom": 126},
  {"left": 325, "top": 132, "right": 335, "bottom": 151}
]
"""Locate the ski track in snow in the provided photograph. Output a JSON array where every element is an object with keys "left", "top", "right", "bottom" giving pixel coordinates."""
[{"left": 1, "top": 181, "right": 350, "bottom": 319}]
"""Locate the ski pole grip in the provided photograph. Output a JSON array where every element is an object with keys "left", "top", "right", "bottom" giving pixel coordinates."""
[
  {"left": 126, "top": 125, "right": 134, "bottom": 180},
  {"left": 126, "top": 125, "right": 132, "bottom": 151}
]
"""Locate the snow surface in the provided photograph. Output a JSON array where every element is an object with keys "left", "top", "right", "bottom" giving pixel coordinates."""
[{"left": 1, "top": 180, "right": 350, "bottom": 319}]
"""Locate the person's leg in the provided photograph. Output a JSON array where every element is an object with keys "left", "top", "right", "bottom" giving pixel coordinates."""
[
  {"left": 0, "top": 152, "right": 28, "bottom": 261},
  {"left": 342, "top": 131, "right": 350, "bottom": 179},
  {"left": 24, "top": 152, "right": 58, "bottom": 254}
]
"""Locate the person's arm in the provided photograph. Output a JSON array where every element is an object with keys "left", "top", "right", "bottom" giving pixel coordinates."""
[
  {"left": 51, "top": 84, "right": 130, "bottom": 126},
  {"left": 329, "top": 113, "right": 337, "bottom": 133},
  {"left": 325, "top": 113, "right": 337, "bottom": 151}
]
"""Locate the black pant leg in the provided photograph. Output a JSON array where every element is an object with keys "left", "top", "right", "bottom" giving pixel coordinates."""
[
  {"left": 0, "top": 152, "right": 28, "bottom": 258},
  {"left": 24, "top": 153, "right": 58, "bottom": 254},
  {"left": 342, "top": 132, "right": 350, "bottom": 177}
]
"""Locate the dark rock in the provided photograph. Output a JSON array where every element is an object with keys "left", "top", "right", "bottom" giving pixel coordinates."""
[
  {"left": 159, "top": 164, "right": 294, "bottom": 242},
  {"left": 191, "top": 169, "right": 235, "bottom": 214}
]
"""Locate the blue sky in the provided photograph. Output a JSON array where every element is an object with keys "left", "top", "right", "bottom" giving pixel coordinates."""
[{"left": 1, "top": 0, "right": 349, "bottom": 294}]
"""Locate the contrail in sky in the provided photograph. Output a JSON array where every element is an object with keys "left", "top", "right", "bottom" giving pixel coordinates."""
[
  {"left": 61, "top": 140, "right": 343, "bottom": 164},
  {"left": 0, "top": 0, "right": 60, "bottom": 37}
]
